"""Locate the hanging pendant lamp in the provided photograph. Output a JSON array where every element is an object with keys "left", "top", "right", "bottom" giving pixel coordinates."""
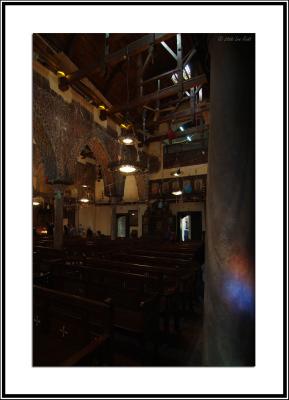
[
  {"left": 118, "top": 124, "right": 135, "bottom": 146},
  {"left": 171, "top": 178, "right": 182, "bottom": 196}
]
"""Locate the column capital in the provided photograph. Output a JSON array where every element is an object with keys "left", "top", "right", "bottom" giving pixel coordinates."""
[{"left": 53, "top": 185, "right": 65, "bottom": 198}]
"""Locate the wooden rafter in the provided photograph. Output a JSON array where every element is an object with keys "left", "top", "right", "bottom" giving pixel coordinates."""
[
  {"left": 144, "top": 124, "right": 209, "bottom": 144},
  {"left": 147, "top": 102, "right": 210, "bottom": 127},
  {"left": 161, "top": 41, "right": 177, "bottom": 60},
  {"left": 109, "top": 74, "right": 207, "bottom": 114},
  {"left": 58, "top": 33, "right": 175, "bottom": 90}
]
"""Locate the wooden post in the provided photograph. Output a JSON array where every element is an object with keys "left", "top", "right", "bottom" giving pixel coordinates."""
[
  {"left": 176, "top": 33, "right": 183, "bottom": 102},
  {"left": 136, "top": 53, "right": 143, "bottom": 98}
]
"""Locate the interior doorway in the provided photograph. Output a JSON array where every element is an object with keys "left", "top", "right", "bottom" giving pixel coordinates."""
[
  {"left": 180, "top": 214, "right": 191, "bottom": 241},
  {"left": 177, "top": 211, "right": 202, "bottom": 241},
  {"left": 116, "top": 214, "right": 128, "bottom": 238}
]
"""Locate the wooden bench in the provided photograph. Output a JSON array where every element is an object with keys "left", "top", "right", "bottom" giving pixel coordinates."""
[
  {"left": 132, "top": 249, "right": 194, "bottom": 261},
  {"left": 35, "top": 266, "right": 160, "bottom": 362},
  {"left": 106, "top": 252, "right": 191, "bottom": 269},
  {"left": 33, "top": 285, "right": 112, "bottom": 366},
  {"left": 45, "top": 257, "right": 188, "bottom": 334},
  {"left": 95, "top": 254, "right": 196, "bottom": 327}
]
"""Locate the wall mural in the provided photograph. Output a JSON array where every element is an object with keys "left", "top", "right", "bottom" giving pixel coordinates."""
[
  {"left": 149, "top": 175, "right": 207, "bottom": 201},
  {"left": 33, "top": 71, "right": 125, "bottom": 198}
]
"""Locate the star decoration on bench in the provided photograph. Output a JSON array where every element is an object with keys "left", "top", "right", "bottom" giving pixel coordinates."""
[
  {"left": 58, "top": 325, "right": 69, "bottom": 338},
  {"left": 34, "top": 315, "right": 41, "bottom": 327}
]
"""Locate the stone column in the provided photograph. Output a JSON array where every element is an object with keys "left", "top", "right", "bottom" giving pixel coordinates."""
[
  {"left": 53, "top": 184, "right": 65, "bottom": 249},
  {"left": 204, "top": 35, "right": 255, "bottom": 366},
  {"left": 110, "top": 196, "right": 118, "bottom": 240}
]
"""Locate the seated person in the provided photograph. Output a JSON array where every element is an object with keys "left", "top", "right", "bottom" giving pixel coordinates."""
[
  {"left": 86, "top": 227, "right": 93, "bottom": 238},
  {"left": 96, "top": 230, "right": 105, "bottom": 238}
]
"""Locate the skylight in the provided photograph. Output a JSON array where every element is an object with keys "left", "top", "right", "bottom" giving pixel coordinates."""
[{"left": 171, "top": 64, "right": 191, "bottom": 84}]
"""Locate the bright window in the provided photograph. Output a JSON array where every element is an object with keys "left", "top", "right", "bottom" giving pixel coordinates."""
[{"left": 171, "top": 64, "right": 191, "bottom": 84}]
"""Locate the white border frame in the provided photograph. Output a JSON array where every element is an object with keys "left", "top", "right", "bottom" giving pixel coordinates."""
[{"left": 3, "top": 2, "right": 287, "bottom": 396}]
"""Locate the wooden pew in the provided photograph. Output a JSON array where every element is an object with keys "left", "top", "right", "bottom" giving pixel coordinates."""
[
  {"left": 33, "top": 285, "right": 112, "bottom": 366},
  {"left": 35, "top": 266, "right": 160, "bottom": 361},
  {"left": 95, "top": 254, "right": 195, "bottom": 327},
  {"left": 33, "top": 246, "right": 64, "bottom": 274},
  {"left": 45, "top": 256, "right": 188, "bottom": 334},
  {"left": 132, "top": 249, "right": 194, "bottom": 261},
  {"left": 106, "top": 252, "right": 191, "bottom": 268}
]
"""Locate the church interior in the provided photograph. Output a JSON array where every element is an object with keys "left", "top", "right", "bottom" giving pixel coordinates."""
[{"left": 32, "top": 33, "right": 255, "bottom": 367}]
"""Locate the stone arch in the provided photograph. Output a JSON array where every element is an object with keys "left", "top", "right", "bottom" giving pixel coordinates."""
[
  {"left": 33, "top": 120, "right": 58, "bottom": 181},
  {"left": 33, "top": 142, "right": 53, "bottom": 194},
  {"left": 33, "top": 71, "right": 94, "bottom": 182},
  {"left": 85, "top": 127, "right": 125, "bottom": 199},
  {"left": 33, "top": 70, "right": 124, "bottom": 193}
]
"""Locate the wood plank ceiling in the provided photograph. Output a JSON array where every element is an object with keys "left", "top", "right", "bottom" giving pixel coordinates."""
[{"left": 33, "top": 33, "right": 209, "bottom": 138}]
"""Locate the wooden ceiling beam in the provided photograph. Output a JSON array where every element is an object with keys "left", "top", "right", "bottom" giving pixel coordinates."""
[
  {"left": 65, "top": 34, "right": 77, "bottom": 58},
  {"left": 161, "top": 41, "right": 177, "bottom": 60},
  {"left": 109, "top": 74, "right": 207, "bottom": 114},
  {"left": 160, "top": 95, "right": 190, "bottom": 111},
  {"left": 59, "top": 33, "right": 176, "bottom": 89},
  {"left": 144, "top": 124, "right": 209, "bottom": 144},
  {"left": 141, "top": 45, "right": 154, "bottom": 76},
  {"left": 183, "top": 48, "right": 197, "bottom": 65},
  {"left": 33, "top": 34, "right": 123, "bottom": 125},
  {"left": 176, "top": 33, "right": 183, "bottom": 106},
  {"left": 147, "top": 102, "right": 209, "bottom": 127},
  {"left": 154, "top": 107, "right": 194, "bottom": 125},
  {"left": 33, "top": 34, "right": 60, "bottom": 72},
  {"left": 142, "top": 67, "right": 179, "bottom": 86}
]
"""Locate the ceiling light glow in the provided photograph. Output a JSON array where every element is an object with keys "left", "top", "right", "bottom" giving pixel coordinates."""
[
  {"left": 119, "top": 164, "right": 136, "bottom": 173},
  {"left": 122, "top": 137, "right": 133, "bottom": 145}
]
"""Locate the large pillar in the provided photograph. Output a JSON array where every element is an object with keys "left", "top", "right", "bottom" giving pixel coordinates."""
[
  {"left": 204, "top": 35, "right": 255, "bottom": 366},
  {"left": 53, "top": 184, "right": 64, "bottom": 249}
]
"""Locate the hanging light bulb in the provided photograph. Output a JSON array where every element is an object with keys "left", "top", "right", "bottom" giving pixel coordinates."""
[
  {"left": 109, "top": 159, "right": 139, "bottom": 174},
  {"left": 119, "top": 164, "right": 136, "bottom": 173},
  {"left": 172, "top": 190, "right": 182, "bottom": 196},
  {"left": 171, "top": 177, "right": 182, "bottom": 196},
  {"left": 172, "top": 168, "right": 182, "bottom": 177},
  {"left": 118, "top": 125, "right": 135, "bottom": 146},
  {"left": 110, "top": 121, "right": 142, "bottom": 174},
  {"left": 33, "top": 196, "right": 43, "bottom": 206},
  {"left": 79, "top": 198, "right": 89, "bottom": 203},
  {"left": 122, "top": 137, "right": 133, "bottom": 145}
]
